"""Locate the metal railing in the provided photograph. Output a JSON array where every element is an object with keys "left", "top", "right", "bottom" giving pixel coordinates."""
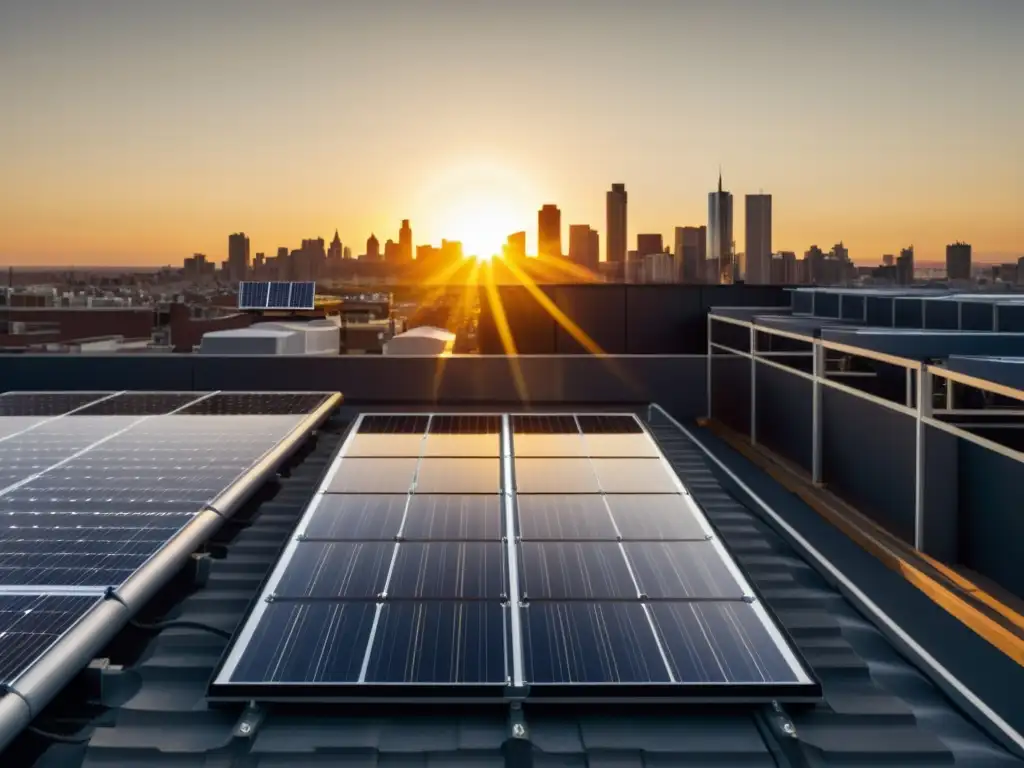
[{"left": 707, "top": 311, "right": 1024, "bottom": 552}]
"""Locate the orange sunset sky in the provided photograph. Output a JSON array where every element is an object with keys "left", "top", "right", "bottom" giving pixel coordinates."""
[{"left": 0, "top": 0, "right": 1021, "bottom": 267}]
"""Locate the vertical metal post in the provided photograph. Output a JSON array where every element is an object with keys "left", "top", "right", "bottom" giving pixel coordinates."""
[
  {"left": 914, "top": 364, "right": 932, "bottom": 551},
  {"left": 750, "top": 325, "right": 757, "bottom": 444},
  {"left": 811, "top": 341, "right": 824, "bottom": 484},
  {"left": 957, "top": 301, "right": 963, "bottom": 331},
  {"left": 905, "top": 368, "right": 913, "bottom": 408},
  {"left": 945, "top": 378, "right": 954, "bottom": 411},
  {"left": 706, "top": 314, "right": 713, "bottom": 420}
]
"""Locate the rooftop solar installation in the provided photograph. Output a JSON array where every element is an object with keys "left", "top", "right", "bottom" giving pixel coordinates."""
[
  {"left": 0, "top": 390, "right": 339, "bottom": 692},
  {"left": 238, "top": 281, "right": 316, "bottom": 311},
  {"left": 212, "top": 412, "right": 819, "bottom": 703}
]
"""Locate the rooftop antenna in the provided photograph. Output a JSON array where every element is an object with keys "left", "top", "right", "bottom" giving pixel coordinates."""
[{"left": 718, "top": 165, "right": 722, "bottom": 193}]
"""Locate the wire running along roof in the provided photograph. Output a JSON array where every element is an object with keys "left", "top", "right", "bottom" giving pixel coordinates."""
[{"left": 211, "top": 412, "right": 820, "bottom": 703}]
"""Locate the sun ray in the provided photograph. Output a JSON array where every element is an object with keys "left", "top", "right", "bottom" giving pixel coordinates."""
[
  {"left": 503, "top": 258, "right": 607, "bottom": 356},
  {"left": 482, "top": 261, "right": 528, "bottom": 402}
]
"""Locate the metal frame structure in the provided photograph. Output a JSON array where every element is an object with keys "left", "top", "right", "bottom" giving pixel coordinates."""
[
  {"left": 706, "top": 313, "right": 1024, "bottom": 550},
  {"left": 211, "top": 411, "right": 820, "bottom": 704},
  {"left": 0, "top": 390, "right": 342, "bottom": 753}
]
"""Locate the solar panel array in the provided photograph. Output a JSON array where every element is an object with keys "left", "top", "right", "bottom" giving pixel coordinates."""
[
  {"left": 238, "top": 281, "right": 316, "bottom": 311},
  {"left": 0, "top": 390, "right": 336, "bottom": 690},
  {"left": 213, "top": 412, "right": 818, "bottom": 702}
]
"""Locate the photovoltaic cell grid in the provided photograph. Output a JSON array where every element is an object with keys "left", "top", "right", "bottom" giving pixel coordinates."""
[
  {"left": 238, "top": 281, "right": 316, "bottom": 310},
  {"left": 0, "top": 390, "right": 337, "bottom": 689},
  {"left": 213, "top": 413, "right": 818, "bottom": 702},
  {"left": 218, "top": 414, "right": 510, "bottom": 692}
]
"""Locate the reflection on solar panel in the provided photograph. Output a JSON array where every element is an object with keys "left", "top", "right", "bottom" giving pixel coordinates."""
[
  {"left": 238, "top": 281, "right": 316, "bottom": 310},
  {"left": 0, "top": 594, "right": 101, "bottom": 685},
  {"left": 213, "top": 412, "right": 818, "bottom": 703},
  {"left": 0, "top": 390, "right": 339, "bottom": 696}
]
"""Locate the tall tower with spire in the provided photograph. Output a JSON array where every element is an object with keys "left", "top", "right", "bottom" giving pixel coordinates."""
[
  {"left": 708, "top": 169, "right": 734, "bottom": 284},
  {"left": 366, "top": 233, "right": 380, "bottom": 261},
  {"left": 328, "top": 230, "right": 342, "bottom": 262}
]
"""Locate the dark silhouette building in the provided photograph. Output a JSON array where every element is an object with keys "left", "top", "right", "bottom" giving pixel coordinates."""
[
  {"left": 708, "top": 172, "right": 734, "bottom": 284},
  {"left": 228, "top": 232, "right": 250, "bottom": 283},
  {"left": 568, "top": 225, "right": 600, "bottom": 272},
  {"left": 538, "top": 204, "right": 562, "bottom": 259},
  {"left": 399, "top": 220, "right": 413, "bottom": 262},
  {"left": 636, "top": 233, "right": 663, "bottom": 258},
  {"left": 366, "top": 233, "right": 380, "bottom": 261},
  {"left": 745, "top": 194, "right": 772, "bottom": 284},
  {"left": 946, "top": 241, "right": 972, "bottom": 281},
  {"left": 606, "top": 183, "right": 627, "bottom": 264}
]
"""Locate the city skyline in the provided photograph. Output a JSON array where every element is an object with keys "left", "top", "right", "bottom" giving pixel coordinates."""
[{"left": 0, "top": 0, "right": 1021, "bottom": 266}]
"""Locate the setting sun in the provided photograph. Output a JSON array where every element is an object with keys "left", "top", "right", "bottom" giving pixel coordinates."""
[{"left": 415, "top": 160, "right": 540, "bottom": 260}]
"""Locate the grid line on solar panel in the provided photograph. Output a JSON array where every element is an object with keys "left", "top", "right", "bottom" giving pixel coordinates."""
[
  {"left": 0, "top": 594, "right": 101, "bottom": 685},
  {"left": 0, "top": 396, "right": 326, "bottom": 590}
]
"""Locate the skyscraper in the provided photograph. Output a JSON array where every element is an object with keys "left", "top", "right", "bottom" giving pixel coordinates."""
[
  {"left": 366, "top": 233, "right": 380, "bottom": 261},
  {"left": 384, "top": 239, "right": 397, "bottom": 262},
  {"left": 606, "top": 183, "right": 627, "bottom": 264},
  {"left": 568, "top": 225, "right": 599, "bottom": 272},
  {"left": 399, "top": 219, "right": 413, "bottom": 262},
  {"left": 707, "top": 171, "right": 734, "bottom": 284},
  {"left": 745, "top": 194, "right": 772, "bottom": 284},
  {"left": 228, "top": 232, "right": 250, "bottom": 283},
  {"left": 538, "top": 204, "right": 562, "bottom": 259},
  {"left": 946, "top": 242, "right": 972, "bottom": 281},
  {"left": 328, "top": 230, "right": 342, "bottom": 262},
  {"left": 674, "top": 226, "right": 707, "bottom": 283}
]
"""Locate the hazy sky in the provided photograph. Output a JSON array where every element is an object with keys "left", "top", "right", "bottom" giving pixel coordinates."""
[{"left": 1, "top": 0, "right": 1021, "bottom": 266}]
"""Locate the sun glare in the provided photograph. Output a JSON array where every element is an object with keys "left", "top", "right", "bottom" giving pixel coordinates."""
[{"left": 415, "top": 160, "right": 539, "bottom": 261}]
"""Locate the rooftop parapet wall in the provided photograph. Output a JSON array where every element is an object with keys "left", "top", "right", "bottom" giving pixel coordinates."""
[{"left": 708, "top": 310, "right": 1024, "bottom": 600}]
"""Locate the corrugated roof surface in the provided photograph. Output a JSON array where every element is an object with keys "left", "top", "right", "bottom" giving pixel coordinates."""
[{"left": 6, "top": 413, "right": 1022, "bottom": 767}]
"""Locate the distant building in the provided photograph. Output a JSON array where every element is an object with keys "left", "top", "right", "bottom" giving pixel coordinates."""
[
  {"left": 568, "top": 225, "right": 600, "bottom": 272},
  {"left": 745, "top": 194, "right": 772, "bottom": 284},
  {"left": 606, "top": 183, "right": 627, "bottom": 264},
  {"left": 708, "top": 172, "right": 734, "bottom": 284},
  {"left": 399, "top": 220, "right": 413, "bottom": 262},
  {"left": 674, "top": 226, "right": 706, "bottom": 283},
  {"left": 228, "top": 232, "right": 250, "bottom": 283},
  {"left": 440, "top": 239, "right": 463, "bottom": 263},
  {"left": 636, "top": 234, "right": 663, "bottom": 259},
  {"left": 328, "top": 231, "right": 342, "bottom": 263},
  {"left": 897, "top": 245, "right": 914, "bottom": 285},
  {"left": 504, "top": 231, "right": 527, "bottom": 261},
  {"left": 644, "top": 252, "right": 674, "bottom": 283},
  {"left": 384, "top": 239, "right": 398, "bottom": 262},
  {"left": 342, "top": 246, "right": 352, "bottom": 260},
  {"left": 882, "top": 254, "right": 895, "bottom": 266},
  {"left": 946, "top": 241, "right": 972, "bottom": 281},
  {"left": 538, "top": 205, "right": 562, "bottom": 259},
  {"left": 366, "top": 233, "right": 380, "bottom": 261}
]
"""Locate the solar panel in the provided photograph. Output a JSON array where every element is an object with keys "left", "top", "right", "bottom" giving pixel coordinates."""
[
  {"left": 0, "top": 392, "right": 114, "bottom": 417},
  {"left": 0, "top": 392, "right": 338, "bottom": 593},
  {"left": 0, "top": 594, "right": 102, "bottom": 686},
  {"left": 268, "top": 282, "right": 291, "bottom": 308},
  {"left": 288, "top": 281, "right": 316, "bottom": 310},
  {"left": 71, "top": 392, "right": 203, "bottom": 416},
  {"left": 211, "top": 412, "right": 818, "bottom": 703}
]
